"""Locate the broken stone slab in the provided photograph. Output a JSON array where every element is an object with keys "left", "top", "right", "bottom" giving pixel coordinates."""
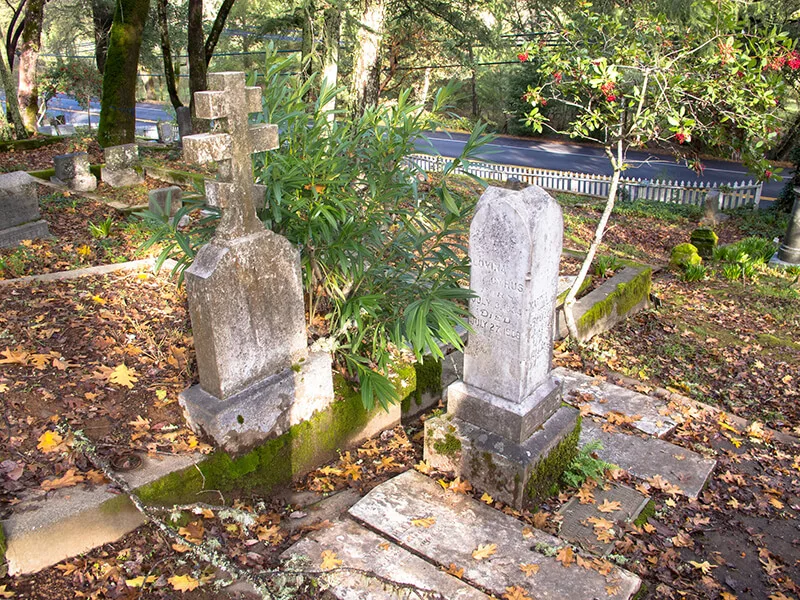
[
  {"left": 425, "top": 406, "right": 579, "bottom": 508},
  {"left": 349, "top": 470, "right": 641, "bottom": 600},
  {"left": 558, "top": 484, "right": 650, "bottom": 556},
  {"left": 2, "top": 452, "right": 202, "bottom": 575},
  {"left": 554, "top": 367, "right": 677, "bottom": 438},
  {"left": 283, "top": 519, "right": 491, "bottom": 599},
  {"left": 580, "top": 419, "right": 716, "bottom": 499}
]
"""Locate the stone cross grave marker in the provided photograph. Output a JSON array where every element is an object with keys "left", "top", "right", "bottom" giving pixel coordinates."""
[
  {"left": 178, "top": 72, "right": 333, "bottom": 454},
  {"left": 424, "top": 185, "right": 580, "bottom": 508}
]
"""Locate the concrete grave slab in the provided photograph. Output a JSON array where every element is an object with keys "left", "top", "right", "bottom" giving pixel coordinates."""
[
  {"left": 283, "top": 519, "right": 490, "bottom": 599},
  {"left": 580, "top": 419, "right": 716, "bottom": 499},
  {"left": 558, "top": 484, "right": 650, "bottom": 556},
  {"left": 555, "top": 367, "right": 677, "bottom": 438},
  {"left": 0, "top": 171, "right": 50, "bottom": 247},
  {"left": 349, "top": 470, "right": 641, "bottom": 599}
]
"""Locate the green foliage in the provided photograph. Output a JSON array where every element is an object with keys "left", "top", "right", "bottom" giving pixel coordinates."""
[
  {"left": 561, "top": 440, "right": 614, "bottom": 489},
  {"left": 713, "top": 236, "right": 776, "bottom": 283},
  {"left": 141, "top": 47, "right": 493, "bottom": 410},
  {"left": 38, "top": 60, "right": 103, "bottom": 113},
  {"left": 728, "top": 208, "right": 788, "bottom": 239},
  {"left": 681, "top": 263, "right": 708, "bottom": 282},
  {"left": 593, "top": 254, "right": 621, "bottom": 277},
  {"left": 88, "top": 216, "right": 114, "bottom": 239}
]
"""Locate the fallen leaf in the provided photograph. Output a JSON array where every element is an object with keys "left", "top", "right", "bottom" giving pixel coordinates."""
[
  {"left": 481, "top": 492, "right": 494, "bottom": 504},
  {"left": 168, "top": 574, "right": 200, "bottom": 592},
  {"left": 37, "top": 430, "right": 64, "bottom": 453},
  {"left": 125, "top": 576, "right": 157, "bottom": 588},
  {"left": 556, "top": 546, "right": 575, "bottom": 567},
  {"left": 445, "top": 563, "right": 464, "bottom": 578},
  {"left": 503, "top": 586, "right": 532, "bottom": 600},
  {"left": 597, "top": 499, "right": 622, "bottom": 513},
  {"left": 41, "top": 468, "right": 84, "bottom": 491},
  {"left": 768, "top": 497, "right": 784, "bottom": 509},
  {"left": 321, "top": 550, "right": 343, "bottom": 571},
  {"left": 108, "top": 363, "right": 138, "bottom": 388},
  {"left": 0, "top": 585, "right": 14, "bottom": 598},
  {"left": 472, "top": 543, "right": 497, "bottom": 561},
  {"left": 519, "top": 563, "right": 540, "bottom": 576},
  {"left": 414, "top": 460, "right": 433, "bottom": 474},
  {"left": 411, "top": 517, "right": 436, "bottom": 528},
  {"left": 688, "top": 560, "right": 716, "bottom": 574}
]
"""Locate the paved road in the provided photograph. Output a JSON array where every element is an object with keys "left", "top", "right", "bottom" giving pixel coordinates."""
[
  {"left": 417, "top": 131, "right": 782, "bottom": 199},
  {"left": 31, "top": 95, "right": 784, "bottom": 198}
]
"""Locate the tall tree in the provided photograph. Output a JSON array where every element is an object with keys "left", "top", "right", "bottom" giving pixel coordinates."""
[
  {"left": 0, "top": 45, "right": 27, "bottom": 138},
  {"left": 17, "top": 0, "right": 45, "bottom": 131},
  {"left": 91, "top": 0, "right": 115, "bottom": 73},
  {"left": 350, "top": 0, "right": 386, "bottom": 115},
  {"left": 156, "top": 0, "right": 181, "bottom": 108},
  {"left": 97, "top": 0, "right": 151, "bottom": 147}
]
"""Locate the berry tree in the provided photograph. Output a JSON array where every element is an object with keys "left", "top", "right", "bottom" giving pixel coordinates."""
[{"left": 522, "top": 0, "right": 795, "bottom": 340}]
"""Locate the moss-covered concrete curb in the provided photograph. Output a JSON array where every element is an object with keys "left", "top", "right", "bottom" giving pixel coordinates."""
[
  {"left": 143, "top": 163, "right": 206, "bottom": 189},
  {"left": 556, "top": 265, "right": 652, "bottom": 342}
]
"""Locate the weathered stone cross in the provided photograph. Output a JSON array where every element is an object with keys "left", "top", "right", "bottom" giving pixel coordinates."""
[{"left": 182, "top": 72, "right": 278, "bottom": 240}]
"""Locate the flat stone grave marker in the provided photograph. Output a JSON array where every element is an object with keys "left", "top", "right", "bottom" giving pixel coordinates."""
[
  {"left": 101, "top": 143, "right": 144, "bottom": 188},
  {"left": 425, "top": 184, "right": 579, "bottom": 508},
  {"left": 0, "top": 171, "right": 50, "bottom": 248},
  {"left": 558, "top": 483, "right": 650, "bottom": 556},
  {"left": 52, "top": 151, "right": 96, "bottom": 192},
  {"left": 176, "top": 106, "right": 192, "bottom": 143},
  {"left": 178, "top": 71, "right": 333, "bottom": 455}
]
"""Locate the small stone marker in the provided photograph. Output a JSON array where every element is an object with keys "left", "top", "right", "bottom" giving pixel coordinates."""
[
  {"left": 51, "top": 152, "right": 96, "bottom": 191},
  {"left": 425, "top": 185, "right": 580, "bottom": 508},
  {"left": 101, "top": 143, "right": 144, "bottom": 188},
  {"left": 690, "top": 227, "right": 718, "bottom": 259},
  {"left": 0, "top": 171, "right": 50, "bottom": 248},
  {"left": 699, "top": 190, "right": 728, "bottom": 226},
  {"left": 771, "top": 186, "right": 800, "bottom": 267},
  {"left": 558, "top": 483, "right": 650, "bottom": 556},
  {"left": 178, "top": 71, "right": 333, "bottom": 454},
  {"left": 157, "top": 122, "right": 174, "bottom": 144},
  {"left": 148, "top": 186, "right": 182, "bottom": 216},
  {"left": 176, "top": 106, "right": 192, "bottom": 143}
]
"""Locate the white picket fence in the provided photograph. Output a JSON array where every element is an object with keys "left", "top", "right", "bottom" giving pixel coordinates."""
[{"left": 406, "top": 153, "right": 762, "bottom": 210}]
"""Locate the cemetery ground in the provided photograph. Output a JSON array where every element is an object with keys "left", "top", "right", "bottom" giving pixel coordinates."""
[{"left": 0, "top": 177, "right": 798, "bottom": 599}]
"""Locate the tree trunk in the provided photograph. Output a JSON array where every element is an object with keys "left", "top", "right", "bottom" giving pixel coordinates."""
[
  {"left": 5, "top": 0, "right": 27, "bottom": 72},
  {"left": 156, "top": 0, "right": 182, "bottom": 109},
  {"left": 320, "top": 4, "right": 340, "bottom": 114},
  {"left": 97, "top": 0, "right": 151, "bottom": 147},
  {"left": 91, "top": 0, "right": 114, "bottom": 74},
  {"left": 187, "top": 0, "right": 206, "bottom": 132},
  {"left": 0, "top": 46, "right": 28, "bottom": 139},
  {"left": 17, "top": 0, "right": 44, "bottom": 133},
  {"left": 563, "top": 139, "right": 623, "bottom": 343},
  {"left": 300, "top": 0, "right": 315, "bottom": 81},
  {"left": 349, "top": 0, "right": 385, "bottom": 117}
]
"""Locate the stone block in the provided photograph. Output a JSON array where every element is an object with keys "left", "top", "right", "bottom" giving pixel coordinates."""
[
  {"left": 157, "top": 122, "right": 174, "bottom": 143},
  {"left": 180, "top": 351, "right": 334, "bottom": 455},
  {"left": 148, "top": 186, "right": 182, "bottom": 216},
  {"left": 690, "top": 227, "right": 718, "bottom": 258},
  {"left": 0, "top": 171, "right": 40, "bottom": 229},
  {"left": 424, "top": 405, "right": 580, "bottom": 508},
  {"left": 52, "top": 152, "right": 96, "bottom": 191},
  {"left": 176, "top": 106, "right": 192, "bottom": 142},
  {"left": 446, "top": 375, "right": 562, "bottom": 443},
  {"left": 101, "top": 144, "right": 144, "bottom": 188},
  {"left": 0, "top": 220, "right": 50, "bottom": 249}
]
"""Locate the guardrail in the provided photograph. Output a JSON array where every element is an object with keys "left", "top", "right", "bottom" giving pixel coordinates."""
[{"left": 406, "top": 153, "right": 762, "bottom": 209}]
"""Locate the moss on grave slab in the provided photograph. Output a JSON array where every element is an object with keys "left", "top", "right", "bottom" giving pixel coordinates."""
[
  {"left": 633, "top": 500, "right": 656, "bottom": 527},
  {"left": 136, "top": 371, "right": 410, "bottom": 506},
  {"left": 143, "top": 163, "right": 205, "bottom": 188},
  {"left": 433, "top": 432, "right": 462, "bottom": 457},
  {"left": 557, "top": 275, "right": 593, "bottom": 306},
  {"left": 690, "top": 228, "right": 718, "bottom": 259},
  {"left": 525, "top": 417, "right": 581, "bottom": 507},
  {"left": 670, "top": 243, "right": 702, "bottom": 268},
  {"left": 0, "top": 136, "right": 59, "bottom": 152},
  {"left": 576, "top": 268, "right": 651, "bottom": 338}
]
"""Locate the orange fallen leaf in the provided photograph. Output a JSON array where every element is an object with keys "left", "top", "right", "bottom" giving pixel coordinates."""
[
  {"left": 503, "top": 586, "right": 532, "bottom": 600},
  {"left": 108, "top": 363, "right": 138, "bottom": 388},
  {"left": 41, "top": 468, "right": 84, "bottom": 491},
  {"left": 519, "top": 562, "right": 540, "bottom": 576},
  {"left": 37, "top": 430, "right": 64, "bottom": 453},
  {"left": 556, "top": 546, "right": 574, "bottom": 567},
  {"left": 320, "top": 550, "right": 342, "bottom": 571},
  {"left": 445, "top": 563, "right": 464, "bottom": 578},
  {"left": 597, "top": 499, "right": 622, "bottom": 513},
  {"left": 411, "top": 517, "right": 436, "bottom": 528},
  {"left": 168, "top": 574, "right": 200, "bottom": 592}
]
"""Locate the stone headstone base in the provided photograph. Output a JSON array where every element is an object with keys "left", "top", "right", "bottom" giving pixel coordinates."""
[
  {"left": 179, "top": 351, "right": 334, "bottom": 455},
  {"left": 50, "top": 175, "right": 97, "bottom": 192},
  {"left": 769, "top": 253, "right": 800, "bottom": 268},
  {"left": 0, "top": 220, "right": 50, "bottom": 248},
  {"left": 447, "top": 376, "right": 562, "bottom": 444},
  {"left": 424, "top": 405, "right": 580, "bottom": 508},
  {"left": 100, "top": 167, "right": 144, "bottom": 188}
]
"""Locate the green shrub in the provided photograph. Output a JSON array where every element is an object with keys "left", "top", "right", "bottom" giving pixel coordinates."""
[
  {"left": 88, "top": 216, "right": 114, "bottom": 239},
  {"left": 139, "top": 46, "right": 493, "bottom": 410},
  {"left": 593, "top": 255, "right": 622, "bottom": 277},
  {"left": 722, "top": 262, "right": 743, "bottom": 282},
  {"left": 561, "top": 441, "right": 615, "bottom": 488}
]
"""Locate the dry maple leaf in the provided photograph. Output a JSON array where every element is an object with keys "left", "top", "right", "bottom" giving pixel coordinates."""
[
  {"left": 605, "top": 583, "right": 621, "bottom": 596},
  {"left": 37, "top": 430, "right": 64, "bottom": 453},
  {"left": 168, "top": 574, "right": 200, "bottom": 592},
  {"left": 556, "top": 546, "right": 575, "bottom": 567},
  {"left": 448, "top": 477, "right": 473, "bottom": 494},
  {"left": 28, "top": 354, "right": 51, "bottom": 369},
  {"left": 586, "top": 516, "right": 614, "bottom": 529},
  {"left": 376, "top": 456, "right": 398, "bottom": 472},
  {"left": 595, "top": 528, "right": 615, "bottom": 543},
  {"left": 577, "top": 486, "right": 595, "bottom": 504},
  {"left": 0, "top": 348, "right": 28, "bottom": 365},
  {"left": 108, "top": 363, "right": 138, "bottom": 388},
  {"left": 445, "top": 563, "right": 464, "bottom": 578},
  {"left": 760, "top": 556, "right": 782, "bottom": 576},
  {"left": 472, "top": 543, "right": 497, "bottom": 561},
  {"left": 343, "top": 464, "right": 362, "bottom": 481},
  {"left": 125, "top": 576, "right": 157, "bottom": 588},
  {"left": 502, "top": 586, "right": 532, "bottom": 600},
  {"left": 0, "top": 584, "right": 14, "bottom": 598},
  {"left": 519, "top": 562, "right": 540, "bottom": 576},
  {"left": 41, "top": 468, "right": 84, "bottom": 491},
  {"left": 688, "top": 560, "right": 716, "bottom": 574},
  {"left": 320, "top": 550, "right": 343, "bottom": 571},
  {"left": 414, "top": 460, "right": 433, "bottom": 474},
  {"left": 178, "top": 521, "right": 205, "bottom": 544},
  {"left": 411, "top": 517, "right": 436, "bottom": 528},
  {"left": 532, "top": 511, "right": 549, "bottom": 529},
  {"left": 481, "top": 492, "right": 494, "bottom": 504},
  {"left": 671, "top": 532, "right": 694, "bottom": 548},
  {"left": 597, "top": 499, "right": 622, "bottom": 513},
  {"left": 768, "top": 497, "right": 784, "bottom": 509}
]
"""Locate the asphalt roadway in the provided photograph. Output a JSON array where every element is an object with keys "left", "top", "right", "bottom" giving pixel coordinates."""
[{"left": 39, "top": 95, "right": 782, "bottom": 199}]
